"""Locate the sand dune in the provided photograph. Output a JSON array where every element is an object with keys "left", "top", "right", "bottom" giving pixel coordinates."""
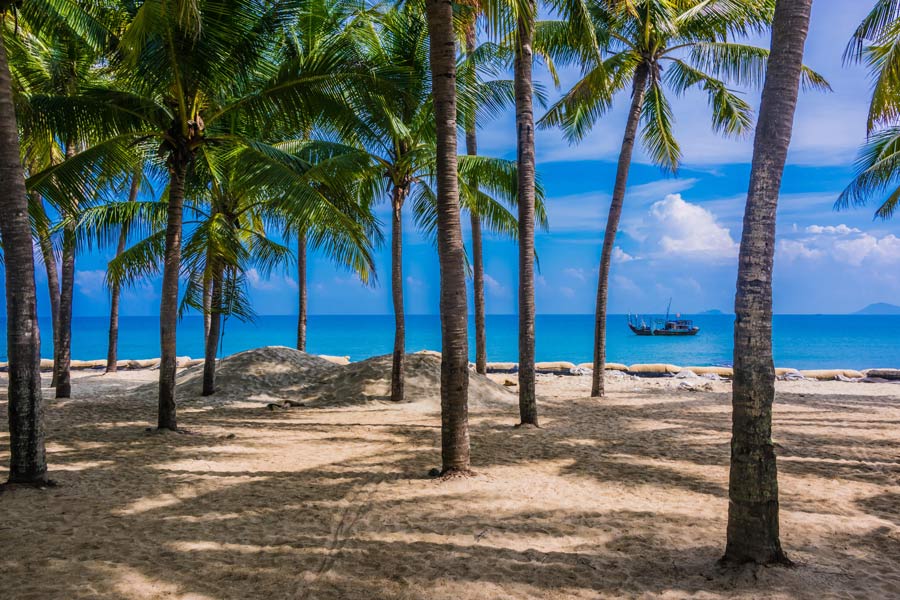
[{"left": 1, "top": 351, "right": 898, "bottom": 599}]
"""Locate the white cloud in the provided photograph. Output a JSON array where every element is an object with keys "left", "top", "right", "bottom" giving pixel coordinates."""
[
  {"left": 805, "top": 224, "right": 861, "bottom": 235},
  {"left": 778, "top": 239, "right": 824, "bottom": 262},
  {"left": 642, "top": 194, "right": 738, "bottom": 259},
  {"left": 483, "top": 274, "right": 509, "bottom": 297},
  {"left": 833, "top": 233, "right": 900, "bottom": 267},
  {"left": 563, "top": 267, "right": 587, "bottom": 281},
  {"left": 613, "top": 247, "right": 634, "bottom": 262},
  {"left": 246, "top": 268, "right": 299, "bottom": 291},
  {"left": 75, "top": 270, "right": 107, "bottom": 298},
  {"left": 544, "top": 178, "right": 699, "bottom": 233}
]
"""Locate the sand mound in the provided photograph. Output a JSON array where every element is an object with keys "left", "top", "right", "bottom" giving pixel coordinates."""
[
  {"left": 137, "top": 347, "right": 514, "bottom": 409},
  {"left": 297, "top": 352, "right": 515, "bottom": 408},
  {"left": 136, "top": 346, "right": 339, "bottom": 403}
]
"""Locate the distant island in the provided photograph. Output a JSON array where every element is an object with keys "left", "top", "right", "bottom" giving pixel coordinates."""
[
  {"left": 700, "top": 309, "right": 725, "bottom": 315},
  {"left": 854, "top": 303, "right": 900, "bottom": 315}
]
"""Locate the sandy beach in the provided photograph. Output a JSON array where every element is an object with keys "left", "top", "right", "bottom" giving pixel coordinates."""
[{"left": 1, "top": 348, "right": 898, "bottom": 599}]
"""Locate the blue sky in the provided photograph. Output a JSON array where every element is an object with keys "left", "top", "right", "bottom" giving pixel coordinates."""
[{"left": 22, "top": 0, "right": 900, "bottom": 317}]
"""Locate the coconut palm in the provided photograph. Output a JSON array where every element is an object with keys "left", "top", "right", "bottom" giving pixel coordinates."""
[
  {"left": 0, "top": 0, "right": 114, "bottom": 485},
  {"left": 106, "top": 171, "right": 142, "bottom": 372},
  {"left": 26, "top": 0, "right": 374, "bottom": 429},
  {"left": 13, "top": 25, "right": 111, "bottom": 398},
  {"left": 424, "top": 0, "right": 472, "bottom": 474},
  {"left": 477, "top": 0, "right": 595, "bottom": 426},
  {"left": 336, "top": 5, "right": 527, "bottom": 403},
  {"left": 457, "top": 15, "right": 538, "bottom": 375},
  {"left": 1, "top": 0, "right": 114, "bottom": 485},
  {"left": 275, "top": 0, "right": 381, "bottom": 352},
  {"left": 724, "top": 0, "right": 814, "bottom": 566},
  {"left": 540, "top": 0, "right": 827, "bottom": 397},
  {"left": 0, "top": 6, "right": 46, "bottom": 485},
  {"left": 837, "top": 1, "right": 900, "bottom": 218}
]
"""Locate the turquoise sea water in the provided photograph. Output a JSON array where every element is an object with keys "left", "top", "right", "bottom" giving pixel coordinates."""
[{"left": 2, "top": 314, "right": 899, "bottom": 369}]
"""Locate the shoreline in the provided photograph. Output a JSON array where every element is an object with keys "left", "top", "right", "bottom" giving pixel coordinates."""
[{"left": 3, "top": 346, "right": 899, "bottom": 382}]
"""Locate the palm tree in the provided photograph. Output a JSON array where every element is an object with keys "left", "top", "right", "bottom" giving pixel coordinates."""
[
  {"left": 425, "top": 0, "right": 471, "bottom": 474},
  {"left": 838, "top": 1, "right": 900, "bottom": 218},
  {"left": 456, "top": 14, "right": 531, "bottom": 375},
  {"left": 1, "top": 0, "right": 110, "bottom": 484},
  {"left": 0, "top": 5, "right": 46, "bottom": 485},
  {"left": 540, "top": 0, "right": 826, "bottom": 397},
  {"left": 28, "top": 0, "right": 370, "bottom": 429},
  {"left": 723, "top": 0, "right": 814, "bottom": 566},
  {"left": 106, "top": 172, "right": 142, "bottom": 373},
  {"left": 9, "top": 24, "right": 102, "bottom": 397},
  {"left": 480, "top": 0, "right": 594, "bottom": 425},
  {"left": 335, "top": 6, "right": 525, "bottom": 402}
]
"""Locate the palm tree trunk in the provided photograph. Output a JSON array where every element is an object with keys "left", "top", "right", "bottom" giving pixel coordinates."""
[
  {"left": 723, "top": 0, "right": 812, "bottom": 567},
  {"left": 35, "top": 208, "right": 60, "bottom": 386},
  {"left": 390, "top": 185, "right": 406, "bottom": 403},
  {"left": 202, "top": 263, "right": 224, "bottom": 396},
  {"left": 202, "top": 256, "right": 212, "bottom": 345},
  {"left": 0, "top": 33, "right": 48, "bottom": 485},
  {"left": 106, "top": 174, "right": 140, "bottom": 373},
  {"left": 296, "top": 229, "right": 307, "bottom": 352},
  {"left": 465, "top": 25, "right": 487, "bottom": 376},
  {"left": 158, "top": 156, "right": 188, "bottom": 430},
  {"left": 515, "top": 7, "right": 537, "bottom": 426},
  {"left": 591, "top": 65, "right": 649, "bottom": 398},
  {"left": 425, "top": 0, "right": 471, "bottom": 474},
  {"left": 54, "top": 142, "right": 78, "bottom": 399}
]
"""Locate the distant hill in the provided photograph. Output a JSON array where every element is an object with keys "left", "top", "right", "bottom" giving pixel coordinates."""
[
  {"left": 700, "top": 309, "right": 725, "bottom": 315},
  {"left": 854, "top": 303, "right": 900, "bottom": 315}
]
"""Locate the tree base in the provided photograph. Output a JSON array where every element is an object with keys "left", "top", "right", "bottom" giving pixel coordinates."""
[
  {"left": 514, "top": 422, "right": 540, "bottom": 430},
  {"left": 1, "top": 478, "right": 57, "bottom": 493},
  {"left": 146, "top": 426, "right": 191, "bottom": 435},
  {"left": 432, "top": 467, "right": 475, "bottom": 480},
  {"left": 719, "top": 549, "right": 794, "bottom": 569}
]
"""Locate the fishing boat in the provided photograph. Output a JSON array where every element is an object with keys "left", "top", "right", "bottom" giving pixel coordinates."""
[{"left": 628, "top": 300, "right": 700, "bottom": 337}]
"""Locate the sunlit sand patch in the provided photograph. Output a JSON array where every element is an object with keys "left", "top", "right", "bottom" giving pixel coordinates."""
[
  {"left": 91, "top": 563, "right": 218, "bottom": 600},
  {"left": 52, "top": 460, "right": 115, "bottom": 472},
  {"left": 114, "top": 475, "right": 265, "bottom": 515}
]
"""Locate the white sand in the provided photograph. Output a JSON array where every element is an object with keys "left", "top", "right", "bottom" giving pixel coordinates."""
[{"left": 1, "top": 350, "right": 898, "bottom": 599}]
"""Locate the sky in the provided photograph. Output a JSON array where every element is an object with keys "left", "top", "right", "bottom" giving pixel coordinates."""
[{"left": 18, "top": 0, "right": 900, "bottom": 318}]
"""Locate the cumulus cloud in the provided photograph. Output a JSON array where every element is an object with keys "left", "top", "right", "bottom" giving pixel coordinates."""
[
  {"left": 246, "top": 268, "right": 298, "bottom": 291},
  {"left": 613, "top": 247, "right": 634, "bottom": 262},
  {"left": 778, "top": 239, "right": 824, "bottom": 262},
  {"left": 833, "top": 233, "right": 900, "bottom": 266},
  {"left": 638, "top": 194, "right": 738, "bottom": 260},
  {"left": 805, "top": 224, "right": 861, "bottom": 235},
  {"left": 563, "top": 267, "right": 587, "bottom": 281},
  {"left": 75, "top": 270, "right": 108, "bottom": 298},
  {"left": 483, "top": 274, "right": 510, "bottom": 297}
]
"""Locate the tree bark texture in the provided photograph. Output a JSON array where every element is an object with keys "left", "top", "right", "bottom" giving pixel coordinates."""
[
  {"left": 724, "top": 0, "right": 813, "bottom": 566},
  {"left": 390, "top": 185, "right": 406, "bottom": 403}
]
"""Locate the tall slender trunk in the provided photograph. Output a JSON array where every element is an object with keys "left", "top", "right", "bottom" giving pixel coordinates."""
[
  {"left": 515, "top": 7, "right": 538, "bottom": 426},
  {"left": 723, "top": 0, "right": 812, "bottom": 566},
  {"left": 158, "top": 156, "right": 188, "bottom": 430},
  {"left": 202, "top": 262, "right": 224, "bottom": 396},
  {"left": 55, "top": 142, "right": 78, "bottom": 399},
  {"left": 465, "top": 24, "right": 487, "bottom": 375},
  {"left": 591, "top": 65, "right": 649, "bottom": 398},
  {"left": 0, "top": 33, "right": 48, "bottom": 484},
  {"left": 426, "top": 0, "right": 471, "bottom": 474},
  {"left": 202, "top": 253, "right": 212, "bottom": 345},
  {"left": 106, "top": 174, "right": 140, "bottom": 373},
  {"left": 296, "top": 229, "right": 307, "bottom": 352},
  {"left": 35, "top": 205, "right": 60, "bottom": 385},
  {"left": 390, "top": 185, "right": 406, "bottom": 403}
]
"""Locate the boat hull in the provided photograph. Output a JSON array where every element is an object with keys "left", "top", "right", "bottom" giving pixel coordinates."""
[
  {"left": 652, "top": 328, "right": 700, "bottom": 336},
  {"left": 628, "top": 324, "right": 653, "bottom": 336}
]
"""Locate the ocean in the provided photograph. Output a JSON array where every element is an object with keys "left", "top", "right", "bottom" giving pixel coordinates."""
[{"left": 2, "top": 314, "right": 899, "bottom": 370}]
